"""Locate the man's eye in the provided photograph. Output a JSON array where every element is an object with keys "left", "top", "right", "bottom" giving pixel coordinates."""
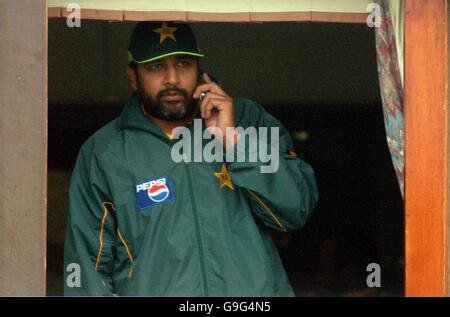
[
  {"left": 177, "top": 60, "right": 191, "bottom": 67},
  {"left": 148, "top": 63, "right": 163, "bottom": 70}
]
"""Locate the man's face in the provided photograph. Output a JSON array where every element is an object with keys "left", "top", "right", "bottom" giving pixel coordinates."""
[{"left": 134, "top": 55, "right": 199, "bottom": 121}]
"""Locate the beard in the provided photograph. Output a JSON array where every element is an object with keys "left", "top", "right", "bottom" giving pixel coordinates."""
[{"left": 137, "top": 79, "right": 197, "bottom": 122}]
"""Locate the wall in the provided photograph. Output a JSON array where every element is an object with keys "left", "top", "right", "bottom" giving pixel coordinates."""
[{"left": 0, "top": 0, "right": 47, "bottom": 296}]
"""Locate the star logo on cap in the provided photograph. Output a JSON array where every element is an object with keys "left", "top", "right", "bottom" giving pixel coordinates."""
[{"left": 153, "top": 22, "right": 178, "bottom": 43}]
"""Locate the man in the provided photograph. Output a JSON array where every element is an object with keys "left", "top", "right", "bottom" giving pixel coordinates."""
[{"left": 64, "top": 21, "right": 318, "bottom": 296}]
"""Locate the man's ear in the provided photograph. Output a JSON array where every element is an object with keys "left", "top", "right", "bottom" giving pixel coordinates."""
[{"left": 127, "top": 66, "right": 138, "bottom": 91}]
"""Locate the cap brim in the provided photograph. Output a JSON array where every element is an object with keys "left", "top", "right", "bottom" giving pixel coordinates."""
[{"left": 129, "top": 51, "right": 205, "bottom": 64}]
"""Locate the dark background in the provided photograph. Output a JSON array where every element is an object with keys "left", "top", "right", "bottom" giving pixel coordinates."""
[{"left": 47, "top": 20, "right": 404, "bottom": 296}]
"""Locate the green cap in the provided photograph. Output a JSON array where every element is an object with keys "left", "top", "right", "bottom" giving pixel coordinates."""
[{"left": 128, "top": 21, "right": 205, "bottom": 64}]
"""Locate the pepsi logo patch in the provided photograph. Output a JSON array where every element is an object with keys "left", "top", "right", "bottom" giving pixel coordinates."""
[{"left": 135, "top": 176, "right": 174, "bottom": 210}]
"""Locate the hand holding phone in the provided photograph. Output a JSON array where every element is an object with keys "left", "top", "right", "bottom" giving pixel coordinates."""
[{"left": 193, "top": 71, "right": 240, "bottom": 150}]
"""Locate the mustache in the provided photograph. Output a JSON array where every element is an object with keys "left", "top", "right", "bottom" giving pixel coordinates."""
[{"left": 157, "top": 87, "right": 189, "bottom": 100}]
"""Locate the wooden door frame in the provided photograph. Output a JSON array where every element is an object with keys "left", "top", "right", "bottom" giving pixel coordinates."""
[
  {"left": 0, "top": 0, "right": 47, "bottom": 295},
  {"left": 404, "top": 0, "right": 449, "bottom": 296}
]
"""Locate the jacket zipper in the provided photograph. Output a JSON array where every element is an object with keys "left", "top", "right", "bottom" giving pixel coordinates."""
[{"left": 184, "top": 159, "right": 210, "bottom": 296}]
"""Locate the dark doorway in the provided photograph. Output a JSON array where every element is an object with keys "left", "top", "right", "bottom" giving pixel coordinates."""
[{"left": 47, "top": 20, "right": 403, "bottom": 296}]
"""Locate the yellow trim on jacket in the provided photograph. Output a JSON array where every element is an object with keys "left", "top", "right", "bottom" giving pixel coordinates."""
[{"left": 245, "top": 189, "right": 288, "bottom": 232}]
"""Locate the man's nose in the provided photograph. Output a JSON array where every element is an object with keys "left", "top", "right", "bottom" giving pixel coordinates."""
[{"left": 164, "top": 66, "right": 180, "bottom": 86}]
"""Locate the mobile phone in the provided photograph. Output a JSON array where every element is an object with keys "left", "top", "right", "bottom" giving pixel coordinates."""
[
  {"left": 197, "top": 68, "right": 205, "bottom": 86},
  {"left": 197, "top": 69, "right": 206, "bottom": 101},
  {"left": 197, "top": 69, "right": 219, "bottom": 102}
]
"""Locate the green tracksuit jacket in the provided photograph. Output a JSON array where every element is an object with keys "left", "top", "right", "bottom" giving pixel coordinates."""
[{"left": 63, "top": 94, "right": 318, "bottom": 296}]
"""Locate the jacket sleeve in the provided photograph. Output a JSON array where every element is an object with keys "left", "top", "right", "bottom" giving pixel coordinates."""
[
  {"left": 64, "top": 141, "right": 116, "bottom": 296},
  {"left": 226, "top": 100, "right": 318, "bottom": 232}
]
